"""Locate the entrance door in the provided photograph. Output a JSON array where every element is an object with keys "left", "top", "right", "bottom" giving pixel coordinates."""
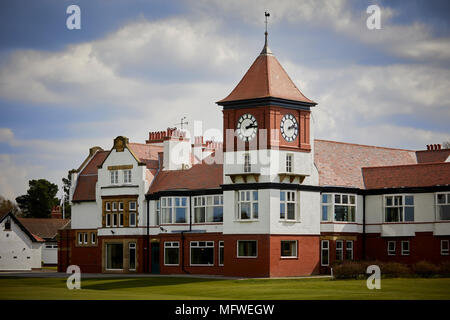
[{"left": 151, "top": 243, "right": 160, "bottom": 274}]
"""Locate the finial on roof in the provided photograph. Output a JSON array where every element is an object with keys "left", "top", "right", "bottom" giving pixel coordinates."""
[{"left": 261, "top": 11, "right": 272, "bottom": 55}]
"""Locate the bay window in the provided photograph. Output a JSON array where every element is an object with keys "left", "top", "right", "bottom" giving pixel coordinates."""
[
  {"left": 321, "top": 193, "right": 356, "bottom": 222},
  {"left": 237, "top": 191, "right": 258, "bottom": 220},
  {"left": 384, "top": 195, "right": 414, "bottom": 222},
  {"left": 436, "top": 193, "right": 450, "bottom": 221},
  {"left": 161, "top": 197, "right": 188, "bottom": 224},
  {"left": 321, "top": 240, "right": 329, "bottom": 266},
  {"left": 193, "top": 195, "right": 223, "bottom": 223},
  {"left": 336, "top": 240, "right": 343, "bottom": 261},
  {"left": 280, "top": 191, "right": 297, "bottom": 221}
]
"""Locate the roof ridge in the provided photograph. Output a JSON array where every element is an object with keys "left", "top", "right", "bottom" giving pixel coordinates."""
[
  {"left": 314, "top": 139, "right": 416, "bottom": 152},
  {"left": 362, "top": 162, "right": 450, "bottom": 170}
]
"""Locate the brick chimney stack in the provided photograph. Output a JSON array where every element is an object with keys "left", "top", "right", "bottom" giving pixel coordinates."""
[{"left": 51, "top": 206, "right": 62, "bottom": 219}]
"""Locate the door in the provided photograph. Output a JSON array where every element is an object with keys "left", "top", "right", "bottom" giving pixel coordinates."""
[{"left": 151, "top": 243, "right": 160, "bottom": 274}]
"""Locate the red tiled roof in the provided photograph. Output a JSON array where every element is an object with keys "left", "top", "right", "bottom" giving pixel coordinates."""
[
  {"left": 314, "top": 139, "right": 417, "bottom": 188},
  {"left": 18, "top": 218, "right": 70, "bottom": 240},
  {"left": 148, "top": 162, "right": 223, "bottom": 193},
  {"left": 218, "top": 47, "right": 315, "bottom": 104},
  {"left": 416, "top": 149, "right": 450, "bottom": 163},
  {"left": 362, "top": 162, "right": 450, "bottom": 189},
  {"left": 72, "top": 151, "right": 108, "bottom": 202},
  {"left": 128, "top": 143, "right": 163, "bottom": 162}
]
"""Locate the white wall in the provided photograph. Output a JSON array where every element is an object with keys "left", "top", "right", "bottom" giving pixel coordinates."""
[
  {"left": 0, "top": 217, "right": 43, "bottom": 270},
  {"left": 71, "top": 202, "right": 101, "bottom": 229}
]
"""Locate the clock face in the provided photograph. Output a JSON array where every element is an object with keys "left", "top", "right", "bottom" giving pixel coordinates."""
[
  {"left": 280, "top": 114, "right": 298, "bottom": 142},
  {"left": 236, "top": 113, "right": 258, "bottom": 142}
]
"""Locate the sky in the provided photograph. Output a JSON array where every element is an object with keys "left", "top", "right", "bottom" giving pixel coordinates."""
[{"left": 0, "top": 0, "right": 449, "bottom": 201}]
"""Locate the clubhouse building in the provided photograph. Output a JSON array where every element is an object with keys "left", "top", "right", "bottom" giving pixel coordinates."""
[{"left": 58, "top": 33, "right": 450, "bottom": 277}]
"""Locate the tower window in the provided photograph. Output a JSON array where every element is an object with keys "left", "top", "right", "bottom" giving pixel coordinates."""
[
  {"left": 244, "top": 153, "right": 251, "bottom": 173},
  {"left": 286, "top": 154, "right": 293, "bottom": 173}
]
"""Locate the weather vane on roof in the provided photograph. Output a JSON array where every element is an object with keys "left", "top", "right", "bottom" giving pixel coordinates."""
[
  {"left": 265, "top": 11, "right": 270, "bottom": 35},
  {"left": 175, "top": 116, "right": 188, "bottom": 130}
]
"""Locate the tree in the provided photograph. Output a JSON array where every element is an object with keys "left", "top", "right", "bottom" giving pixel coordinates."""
[
  {"left": 61, "top": 169, "right": 76, "bottom": 219},
  {"left": 0, "top": 195, "right": 20, "bottom": 216},
  {"left": 443, "top": 139, "right": 450, "bottom": 149},
  {"left": 15, "top": 179, "right": 59, "bottom": 218}
]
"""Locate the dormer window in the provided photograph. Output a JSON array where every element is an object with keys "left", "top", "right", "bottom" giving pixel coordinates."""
[
  {"left": 110, "top": 170, "right": 119, "bottom": 184},
  {"left": 123, "top": 170, "right": 132, "bottom": 183}
]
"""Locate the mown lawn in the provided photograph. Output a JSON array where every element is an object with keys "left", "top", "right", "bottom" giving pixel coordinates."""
[{"left": 0, "top": 276, "right": 449, "bottom": 300}]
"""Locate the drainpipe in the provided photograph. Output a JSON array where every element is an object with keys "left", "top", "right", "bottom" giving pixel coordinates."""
[
  {"left": 146, "top": 198, "right": 150, "bottom": 273},
  {"left": 362, "top": 194, "right": 366, "bottom": 260},
  {"left": 181, "top": 231, "right": 189, "bottom": 274},
  {"left": 189, "top": 195, "right": 192, "bottom": 232}
]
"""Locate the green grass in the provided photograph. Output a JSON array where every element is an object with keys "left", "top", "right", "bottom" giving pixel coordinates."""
[{"left": 0, "top": 277, "right": 449, "bottom": 300}]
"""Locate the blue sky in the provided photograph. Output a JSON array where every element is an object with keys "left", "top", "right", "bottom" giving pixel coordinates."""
[{"left": 0, "top": 0, "right": 449, "bottom": 200}]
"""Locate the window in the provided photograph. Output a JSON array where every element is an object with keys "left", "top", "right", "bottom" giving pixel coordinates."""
[
  {"left": 106, "top": 213, "right": 111, "bottom": 227},
  {"left": 124, "top": 170, "right": 132, "bottom": 183},
  {"left": 112, "top": 202, "right": 117, "bottom": 211},
  {"left": 281, "top": 240, "right": 297, "bottom": 258},
  {"left": 286, "top": 154, "right": 293, "bottom": 173},
  {"left": 161, "top": 197, "right": 188, "bottom": 224},
  {"left": 401, "top": 241, "right": 410, "bottom": 256},
  {"left": 155, "top": 200, "right": 160, "bottom": 225},
  {"left": 280, "top": 191, "right": 297, "bottom": 221},
  {"left": 110, "top": 170, "right": 119, "bottom": 184},
  {"left": 106, "top": 243, "right": 123, "bottom": 270},
  {"left": 237, "top": 191, "right": 258, "bottom": 220},
  {"left": 4, "top": 217, "right": 11, "bottom": 231},
  {"left": 321, "top": 240, "right": 329, "bottom": 266},
  {"left": 119, "top": 202, "right": 124, "bottom": 211},
  {"left": 441, "top": 240, "right": 449, "bottom": 256},
  {"left": 346, "top": 241, "right": 353, "bottom": 260},
  {"left": 83, "top": 233, "right": 88, "bottom": 244},
  {"left": 190, "top": 241, "right": 214, "bottom": 266},
  {"left": 112, "top": 214, "right": 117, "bottom": 227},
  {"left": 385, "top": 195, "right": 414, "bottom": 222},
  {"left": 78, "top": 233, "right": 83, "bottom": 245},
  {"left": 119, "top": 213, "right": 124, "bottom": 227},
  {"left": 193, "top": 195, "right": 223, "bottom": 223},
  {"left": 336, "top": 240, "right": 343, "bottom": 261},
  {"left": 129, "top": 212, "right": 136, "bottom": 227},
  {"left": 91, "top": 233, "right": 96, "bottom": 245},
  {"left": 164, "top": 242, "right": 179, "bottom": 265},
  {"left": 244, "top": 153, "right": 251, "bottom": 173},
  {"left": 321, "top": 193, "right": 356, "bottom": 222},
  {"left": 129, "top": 243, "right": 136, "bottom": 270},
  {"left": 129, "top": 201, "right": 136, "bottom": 211},
  {"left": 237, "top": 240, "right": 257, "bottom": 258},
  {"left": 436, "top": 193, "right": 450, "bottom": 221},
  {"left": 388, "top": 241, "right": 396, "bottom": 256},
  {"left": 106, "top": 202, "right": 111, "bottom": 211},
  {"left": 219, "top": 241, "right": 224, "bottom": 266}
]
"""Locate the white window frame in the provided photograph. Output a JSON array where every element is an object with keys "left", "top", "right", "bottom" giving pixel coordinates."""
[
  {"left": 119, "top": 202, "right": 124, "bottom": 211},
  {"left": 401, "top": 240, "right": 410, "bottom": 256},
  {"left": 129, "top": 212, "right": 136, "bottom": 227},
  {"left": 123, "top": 169, "right": 132, "bottom": 184},
  {"left": 119, "top": 212, "right": 124, "bottom": 227},
  {"left": 219, "top": 241, "right": 224, "bottom": 266},
  {"left": 164, "top": 241, "right": 180, "bottom": 266},
  {"left": 441, "top": 240, "right": 449, "bottom": 256},
  {"left": 160, "top": 197, "right": 188, "bottom": 224},
  {"left": 155, "top": 200, "right": 160, "bottom": 226},
  {"left": 129, "top": 243, "right": 136, "bottom": 271},
  {"left": 190, "top": 241, "right": 215, "bottom": 266},
  {"left": 336, "top": 240, "right": 343, "bottom": 261},
  {"left": 286, "top": 154, "right": 293, "bottom": 173},
  {"left": 112, "top": 202, "right": 117, "bottom": 211},
  {"left": 105, "top": 202, "right": 111, "bottom": 211},
  {"left": 384, "top": 194, "right": 415, "bottom": 223},
  {"left": 321, "top": 240, "right": 329, "bottom": 266},
  {"left": 112, "top": 213, "right": 117, "bottom": 227},
  {"left": 388, "top": 241, "right": 396, "bottom": 256},
  {"left": 280, "top": 190, "right": 298, "bottom": 221},
  {"left": 83, "top": 233, "right": 88, "bottom": 244},
  {"left": 78, "top": 233, "right": 83, "bottom": 245},
  {"left": 321, "top": 193, "right": 356, "bottom": 222},
  {"left": 237, "top": 240, "right": 258, "bottom": 258},
  {"left": 110, "top": 170, "right": 119, "bottom": 184},
  {"left": 436, "top": 193, "right": 450, "bottom": 221},
  {"left": 244, "top": 153, "right": 251, "bottom": 173},
  {"left": 346, "top": 240, "right": 353, "bottom": 260},
  {"left": 106, "top": 213, "right": 111, "bottom": 227},
  {"left": 129, "top": 201, "right": 136, "bottom": 211},
  {"left": 236, "top": 190, "right": 259, "bottom": 220},
  {"left": 91, "top": 233, "right": 96, "bottom": 245},
  {"left": 280, "top": 240, "right": 298, "bottom": 258},
  {"left": 193, "top": 195, "right": 224, "bottom": 223}
]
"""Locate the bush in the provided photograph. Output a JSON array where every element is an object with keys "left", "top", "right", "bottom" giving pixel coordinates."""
[
  {"left": 413, "top": 261, "right": 439, "bottom": 277},
  {"left": 439, "top": 261, "right": 450, "bottom": 276},
  {"left": 332, "top": 261, "right": 365, "bottom": 279},
  {"left": 379, "top": 262, "right": 411, "bottom": 277}
]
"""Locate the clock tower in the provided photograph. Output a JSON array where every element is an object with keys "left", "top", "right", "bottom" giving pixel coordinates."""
[{"left": 216, "top": 23, "right": 321, "bottom": 277}]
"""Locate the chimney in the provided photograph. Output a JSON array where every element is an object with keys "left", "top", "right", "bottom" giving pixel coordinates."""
[{"left": 51, "top": 206, "right": 62, "bottom": 219}]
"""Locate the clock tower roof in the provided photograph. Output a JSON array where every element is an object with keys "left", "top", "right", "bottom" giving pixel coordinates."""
[{"left": 217, "top": 36, "right": 316, "bottom": 107}]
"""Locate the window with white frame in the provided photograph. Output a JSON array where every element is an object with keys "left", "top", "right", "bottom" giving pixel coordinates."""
[
  {"left": 112, "top": 213, "right": 117, "bottom": 227},
  {"left": 193, "top": 195, "right": 224, "bottom": 223},
  {"left": 129, "top": 212, "right": 136, "bottom": 227},
  {"left": 237, "top": 191, "right": 258, "bottom": 220},
  {"left": 119, "top": 212, "right": 124, "bottom": 227},
  {"left": 161, "top": 197, "right": 188, "bottom": 224},
  {"left": 219, "top": 241, "right": 224, "bottom": 266},
  {"left": 106, "top": 213, "right": 111, "bottom": 227},
  {"left": 346, "top": 240, "right": 353, "bottom": 260},
  {"left": 321, "top": 193, "right": 356, "bottom": 222},
  {"left": 123, "top": 169, "right": 132, "bottom": 183},
  {"left": 155, "top": 200, "right": 160, "bottom": 225},
  {"left": 83, "top": 232, "right": 88, "bottom": 244},
  {"left": 280, "top": 191, "right": 297, "bottom": 221},
  {"left": 388, "top": 241, "right": 396, "bottom": 256},
  {"left": 106, "top": 202, "right": 111, "bottom": 212},
  {"left": 112, "top": 202, "right": 117, "bottom": 211},
  {"left": 321, "top": 240, "right": 329, "bottom": 266},
  {"left": 129, "top": 201, "right": 136, "bottom": 211},
  {"left": 336, "top": 240, "right": 343, "bottom": 261},
  {"left": 164, "top": 241, "right": 179, "bottom": 265},
  {"left": 119, "top": 202, "right": 124, "bottom": 211},
  {"left": 281, "top": 240, "right": 297, "bottom": 258},
  {"left": 401, "top": 240, "right": 410, "bottom": 256},
  {"left": 190, "top": 241, "right": 214, "bottom": 266},
  {"left": 441, "top": 240, "right": 449, "bottom": 256},
  {"left": 110, "top": 170, "right": 119, "bottom": 184},
  {"left": 129, "top": 243, "right": 136, "bottom": 270},
  {"left": 286, "top": 154, "right": 293, "bottom": 173},
  {"left": 244, "top": 153, "right": 251, "bottom": 173},
  {"left": 385, "top": 195, "right": 414, "bottom": 222},
  {"left": 129, "top": 201, "right": 137, "bottom": 227},
  {"left": 91, "top": 233, "right": 96, "bottom": 245},
  {"left": 78, "top": 233, "right": 83, "bottom": 245},
  {"left": 436, "top": 193, "right": 450, "bottom": 221},
  {"left": 237, "top": 240, "right": 257, "bottom": 258}
]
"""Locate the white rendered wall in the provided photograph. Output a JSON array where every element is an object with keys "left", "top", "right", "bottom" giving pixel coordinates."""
[{"left": 71, "top": 202, "right": 101, "bottom": 229}]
